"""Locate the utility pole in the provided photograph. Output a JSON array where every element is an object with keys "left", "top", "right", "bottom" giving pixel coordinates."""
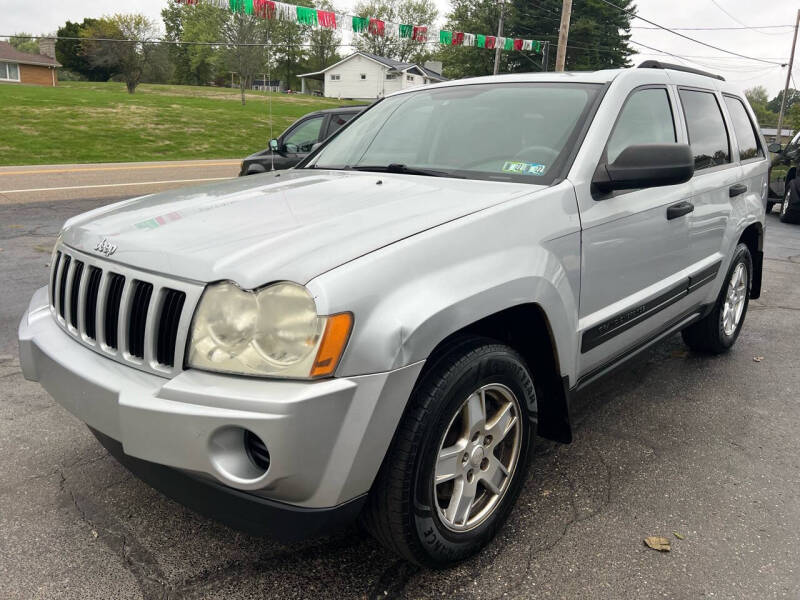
[
  {"left": 555, "top": 0, "right": 573, "bottom": 72},
  {"left": 493, "top": 0, "right": 505, "bottom": 75},
  {"left": 776, "top": 8, "right": 800, "bottom": 145}
]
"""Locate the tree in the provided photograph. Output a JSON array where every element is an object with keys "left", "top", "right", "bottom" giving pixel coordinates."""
[
  {"left": 438, "top": 0, "right": 634, "bottom": 79},
  {"left": 56, "top": 20, "right": 115, "bottom": 81},
  {"left": 306, "top": 0, "right": 341, "bottom": 73},
  {"left": 162, "top": 2, "right": 226, "bottom": 85},
  {"left": 352, "top": 0, "right": 438, "bottom": 62},
  {"left": 767, "top": 88, "right": 800, "bottom": 114},
  {"left": 222, "top": 7, "right": 271, "bottom": 104},
  {"left": 80, "top": 14, "right": 160, "bottom": 93},
  {"left": 9, "top": 33, "right": 40, "bottom": 55},
  {"left": 268, "top": 6, "right": 312, "bottom": 91},
  {"left": 745, "top": 85, "right": 769, "bottom": 107},
  {"left": 745, "top": 85, "right": 776, "bottom": 128}
]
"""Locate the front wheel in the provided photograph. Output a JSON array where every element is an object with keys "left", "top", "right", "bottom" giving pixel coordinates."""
[
  {"left": 362, "top": 337, "right": 536, "bottom": 567},
  {"left": 682, "top": 243, "right": 752, "bottom": 354}
]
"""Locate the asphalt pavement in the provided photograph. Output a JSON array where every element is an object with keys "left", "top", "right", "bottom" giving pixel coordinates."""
[{"left": 1, "top": 176, "right": 799, "bottom": 599}]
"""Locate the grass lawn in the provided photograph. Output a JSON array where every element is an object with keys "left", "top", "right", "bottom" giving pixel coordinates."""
[{"left": 0, "top": 81, "right": 361, "bottom": 166}]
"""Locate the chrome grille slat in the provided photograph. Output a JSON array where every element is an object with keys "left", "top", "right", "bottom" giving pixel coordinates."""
[{"left": 47, "top": 244, "right": 203, "bottom": 378}]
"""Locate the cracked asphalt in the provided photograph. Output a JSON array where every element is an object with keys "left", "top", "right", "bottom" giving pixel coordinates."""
[{"left": 1, "top": 194, "right": 799, "bottom": 599}]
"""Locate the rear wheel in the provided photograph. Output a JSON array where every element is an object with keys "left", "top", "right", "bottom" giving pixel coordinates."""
[
  {"left": 362, "top": 337, "right": 536, "bottom": 567},
  {"left": 682, "top": 243, "right": 752, "bottom": 354},
  {"left": 766, "top": 201, "right": 775, "bottom": 214},
  {"left": 780, "top": 182, "right": 800, "bottom": 223}
]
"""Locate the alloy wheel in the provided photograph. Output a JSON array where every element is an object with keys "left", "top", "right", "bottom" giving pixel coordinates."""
[
  {"left": 433, "top": 383, "right": 522, "bottom": 532},
  {"left": 722, "top": 262, "right": 748, "bottom": 337}
]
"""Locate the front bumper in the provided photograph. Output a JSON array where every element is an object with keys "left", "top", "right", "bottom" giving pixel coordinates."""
[{"left": 19, "top": 286, "right": 423, "bottom": 513}]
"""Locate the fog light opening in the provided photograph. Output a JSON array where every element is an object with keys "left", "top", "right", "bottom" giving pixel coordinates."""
[{"left": 244, "top": 429, "right": 271, "bottom": 471}]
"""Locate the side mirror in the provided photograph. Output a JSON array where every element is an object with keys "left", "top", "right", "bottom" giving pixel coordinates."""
[
  {"left": 768, "top": 142, "right": 782, "bottom": 153},
  {"left": 269, "top": 139, "right": 279, "bottom": 152},
  {"left": 593, "top": 143, "right": 694, "bottom": 194}
]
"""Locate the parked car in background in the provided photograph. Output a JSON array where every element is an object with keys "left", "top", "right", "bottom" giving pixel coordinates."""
[
  {"left": 239, "top": 106, "right": 366, "bottom": 176},
  {"left": 20, "top": 62, "right": 767, "bottom": 568},
  {"left": 768, "top": 134, "right": 800, "bottom": 223}
]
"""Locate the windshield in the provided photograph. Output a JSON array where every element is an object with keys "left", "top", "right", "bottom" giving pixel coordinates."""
[{"left": 309, "top": 82, "right": 602, "bottom": 184}]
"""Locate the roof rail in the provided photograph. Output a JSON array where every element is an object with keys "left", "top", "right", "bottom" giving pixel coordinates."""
[{"left": 637, "top": 60, "right": 725, "bottom": 82}]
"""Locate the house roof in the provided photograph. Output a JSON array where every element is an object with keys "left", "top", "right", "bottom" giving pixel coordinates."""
[
  {"left": 0, "top": 41, "right": 61, "bottom": 67},
  {"left": 298, "top": 51, "right": 446, "bottom": 81},
  {"left": 760, "top": 127, "right": 795, "bottom": 136}
]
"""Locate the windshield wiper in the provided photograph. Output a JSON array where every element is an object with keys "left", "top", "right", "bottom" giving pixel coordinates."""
[{"left": 348, "top": 164, "right": 460, "bottom": 178}]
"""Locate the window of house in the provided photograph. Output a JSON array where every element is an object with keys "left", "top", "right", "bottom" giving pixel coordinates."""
[
  {"left": 723, "top": 96, "right": 763, "bottom": 161},
  {"left": 606, "top": 88, "right": 676, "bottom": 164},
  {"left": 0, "top": 62, "right": 20, "bottom": 82},
  {"left": 679, "top": 89, "right": 731, "bottom": 171},
  {"left": 386, "top": 74, "right": 397, "bottom": 80},
  {"left": 360, "top": 73, "right": 367, "bottom": 80},
  {"left": 330, "top": 74, "right": 340, "bottom": 81},
  {"left": 407, "top": 75, "right": 415, "bottom": 82}
]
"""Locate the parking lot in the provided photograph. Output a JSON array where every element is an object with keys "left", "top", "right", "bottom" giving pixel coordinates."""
[{"left": 1, "top": 182, "right": 799, "bottom": 599}]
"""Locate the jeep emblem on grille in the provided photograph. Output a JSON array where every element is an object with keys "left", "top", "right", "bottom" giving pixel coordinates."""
[{"left": 94, "top": 238, "right": 117, "bottom": 257}]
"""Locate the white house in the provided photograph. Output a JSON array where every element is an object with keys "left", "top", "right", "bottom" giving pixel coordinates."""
[{"left": 298, "top": 51, "right": 447, "bottom": 99}]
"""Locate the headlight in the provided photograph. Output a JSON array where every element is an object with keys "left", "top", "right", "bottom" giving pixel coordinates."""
[{"left": 188, "top": 281, "right": 352, "bottom": 379}]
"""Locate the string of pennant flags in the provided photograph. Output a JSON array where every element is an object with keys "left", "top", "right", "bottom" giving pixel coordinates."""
[{"left": 175, "top": 0, "right": 544, "bottom": 53}]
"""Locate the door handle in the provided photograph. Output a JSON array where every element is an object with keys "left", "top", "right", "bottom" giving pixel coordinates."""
[
  {"left": 666, "top": 201, "right": 694, "bottom": 220},
  {"left": 729, "top": 183, "right": 748, "bottom": 197}
]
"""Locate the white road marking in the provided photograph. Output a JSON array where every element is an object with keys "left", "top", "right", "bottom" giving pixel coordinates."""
[{"left": 0, "top": 177, "right": 232, "bottom": 194}]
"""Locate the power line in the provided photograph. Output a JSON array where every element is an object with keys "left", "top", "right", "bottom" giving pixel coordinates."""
[
  {"left": 595, "top": 0, "right": 787, "bottom": 66},
  {"left": 708, "top": 0, "right": 788, "bottom": 36},
  {"left": 632, "top": 25, "right": 793, "bottom": 31}
]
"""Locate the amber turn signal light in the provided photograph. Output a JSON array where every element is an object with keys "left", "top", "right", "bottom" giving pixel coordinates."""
[{"left": 310, "top": 313, "right": 353, "bottom": 378}]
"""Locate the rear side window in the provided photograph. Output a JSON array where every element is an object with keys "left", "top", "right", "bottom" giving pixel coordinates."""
[
  {"left": 607, "top": 88, "right": 676, "bottom": 163},
  {"left": 679, "top": 89, "right": 731, "bottom": 170},
  {"left": 723, "top": 96, "right": 763, "bottom": 161}
]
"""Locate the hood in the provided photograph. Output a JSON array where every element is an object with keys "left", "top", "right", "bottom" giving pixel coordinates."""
[{"left": 61, "top": 169, "right": 544, "bottom": 288}]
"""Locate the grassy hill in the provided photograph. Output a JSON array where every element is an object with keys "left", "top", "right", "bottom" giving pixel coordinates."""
[{"left": 0, "top": 81, "right": 361, "bottom": 166}]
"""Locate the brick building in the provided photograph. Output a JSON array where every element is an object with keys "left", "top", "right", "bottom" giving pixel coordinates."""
[{"left": 0, "top": 41, "right": 61, "bottom": 87}]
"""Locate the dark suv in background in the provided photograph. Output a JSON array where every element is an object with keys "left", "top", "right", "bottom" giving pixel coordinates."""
[
  {"left": 239, "top": 106, "right": 365, "bottom": 176},
  {"left": 768, "top": 132, "right": 800, "bottom": 223}
]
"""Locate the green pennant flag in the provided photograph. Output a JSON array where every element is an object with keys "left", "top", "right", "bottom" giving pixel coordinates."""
[
  {"left": 533, "top": 40, "right": 541, "bottom": 52},
  {"left": 352, "top": 16, "right": 369, "bottom": 32},
  {"left": 229, "top": 0, "right": 244, "bottom": 12},
  {"left": 440, "top": 30, "right": 453, "bottom": 45},
  {"left": 504, "top": 37, "right": 513, "bottom": 50},
  {"left": 476, "top": 34, "right": 486, "bottom": 48},
  {"left": 296, "top": 5, "right": 318, "bottom": 25},
  {"left": 399, "top": 24, "right": 412, "bottom": 38},
  {"left": 244, "top": 0, "right": 254, "bottom": 14}
]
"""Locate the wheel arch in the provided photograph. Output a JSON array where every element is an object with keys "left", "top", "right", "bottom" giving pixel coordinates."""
[
  {"left": 412, "top": 303, "right": 572, "bottom": 444},
  {"left": 738, "top": 221, "right": 763, "bottom": 299}
]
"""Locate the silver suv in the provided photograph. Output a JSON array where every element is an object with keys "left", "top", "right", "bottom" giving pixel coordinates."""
[{"left": 19, "top": 62, "right": 768, "bottom": 567}]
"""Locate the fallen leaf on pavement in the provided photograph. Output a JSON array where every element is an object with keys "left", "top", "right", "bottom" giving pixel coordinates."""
[
  {"left": 644, "top": 536, "right": 671, "bottom": 552},
  {"left": 673, "top": 531, "right": 685, "bottom": 540},
  {"left": 671, "top": 350, "right": 688, "bottom": 358},
  {"left": 91, "top": 530, "right": 98, "bottom": 538},
  {"left": 753, "top": 356, "right": 764, "bottom": 362}
]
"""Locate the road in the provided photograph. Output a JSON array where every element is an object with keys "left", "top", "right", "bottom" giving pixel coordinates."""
[
  {"left": 0, "top": 160, "right": 240, "bottom": 205},
  {"left": 1, "top": 176, "right": 799, "bottom": 599}
]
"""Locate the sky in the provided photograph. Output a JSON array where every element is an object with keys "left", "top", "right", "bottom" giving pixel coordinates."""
[{"left": 0, "top": 0, "right": 796, "bottom": 97}]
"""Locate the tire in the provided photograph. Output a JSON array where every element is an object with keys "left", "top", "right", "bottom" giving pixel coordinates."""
[
  {"left": 780, "top": 180, "right": 800, "bottom": 224},
  {"left": 362, "top": 336, "right": 536, "bottom": 568},
  {"left": 681, "top": 243, "right": 752, "bottom": 354},
  {"left": 766, "top": 201, "right": 775, "bottom": 214}
]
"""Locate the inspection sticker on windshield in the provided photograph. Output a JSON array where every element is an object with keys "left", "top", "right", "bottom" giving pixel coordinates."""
[{"left": 502, "top": 161, "right": 547, "bottom": 176}]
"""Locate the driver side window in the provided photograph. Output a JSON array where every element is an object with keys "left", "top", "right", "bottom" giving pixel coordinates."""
[
  {"left": 283, "top": 117, "right": 324, "bottom": 153},
  {"left": 606, "top": 88, "right": 676, "bottom": 164}
]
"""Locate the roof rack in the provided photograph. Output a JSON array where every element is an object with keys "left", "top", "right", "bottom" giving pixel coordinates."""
[{"left": 637, "top": 60, "right": 725, "bottom": 82}]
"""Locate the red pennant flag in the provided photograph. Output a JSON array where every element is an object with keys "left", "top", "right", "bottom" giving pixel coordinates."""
[
  {"left": 368, "top": 18, "right": 385, "bottom": 35},
  {"left": 412, "top": 25, "right": 428, "bottom": 42},
  {"left": 317, "top": 10, "right": 336, "bottom": 28},
  {"left": 485, "top": 36, "right": 496, "bottom": 49},
  {"left": 513, "top": 38, "right": 523, "bottom": 50},
  {"left": 452, "top": 31, "right": 464, "bottom": 46},
  {"left": 253, "top": 0, "right": 276, "bottom": 18}
]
